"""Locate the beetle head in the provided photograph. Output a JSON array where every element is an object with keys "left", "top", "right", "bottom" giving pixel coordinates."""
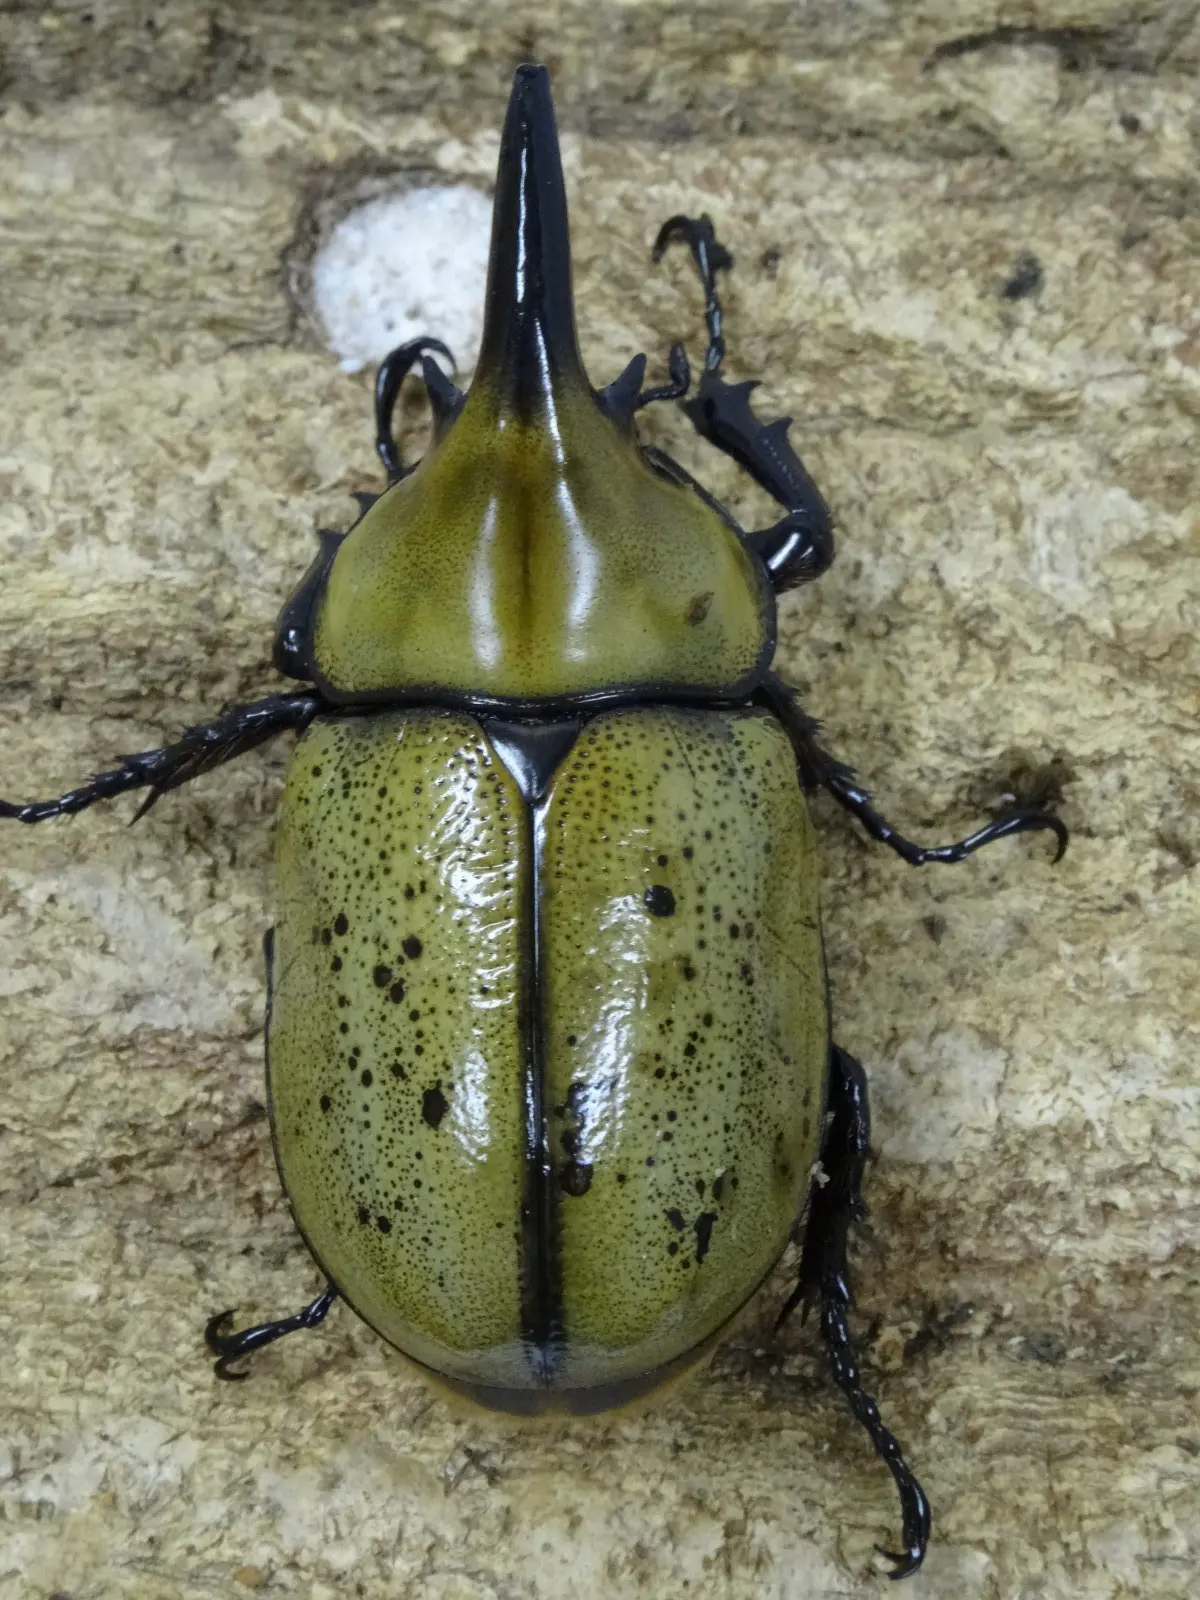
[{"left": 285, "top": 64, "right": 772, "bottom": 706}]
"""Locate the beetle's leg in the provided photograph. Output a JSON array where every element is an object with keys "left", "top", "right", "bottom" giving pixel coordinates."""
[
  {"left": 375, "top": 338, "right": 465, "bottom": 482},
  {"left": 780, "top": 1044, "right": 931, "bottom": 1580},
  {"left": 0, "top": 693, "right": 321, "bottom": 825},
  {"left": 649, "top": 214, "right": 833, "bottom": 591},
  {"left": 631, "top": 341, "right": 691, "bottom": 410},
  {"left": 205, "top": 1285, "right": 339, "bottom": 1381},
  {"left": 764, "top": 676, "right": 1069, "bottom": 865},
  {"left": 652, "top": 213, "right": 732, "bottom": 375}
]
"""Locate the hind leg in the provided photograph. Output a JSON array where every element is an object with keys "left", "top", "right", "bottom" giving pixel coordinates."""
[
  {"left": 780, "top": 1043, "right": 932, "bottom": 1580},
  {"left": 206, "top": 1285, "right": 339, "bottom": 1381}
]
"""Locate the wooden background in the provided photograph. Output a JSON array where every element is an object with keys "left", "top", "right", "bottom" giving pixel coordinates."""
[{"left": 1, "top": 3, "right": 1197, "bottom": 1596}]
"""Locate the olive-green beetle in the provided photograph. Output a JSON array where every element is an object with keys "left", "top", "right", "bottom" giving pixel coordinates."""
[{"left": 2, "top": 64, "right": 1067, "bottom": 1577}]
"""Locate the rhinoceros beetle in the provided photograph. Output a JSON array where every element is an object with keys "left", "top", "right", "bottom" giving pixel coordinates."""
[{"left": 2, "top": 63, "right": 1068, "bottom": 1578}]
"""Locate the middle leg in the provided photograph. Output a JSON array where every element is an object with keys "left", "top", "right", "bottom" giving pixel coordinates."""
[
  {"left": 0, "top": 693, "right": 322, "bottom": 826},
  {"left": 764, "top": 675, "right": 1069, "bottom": 866}
]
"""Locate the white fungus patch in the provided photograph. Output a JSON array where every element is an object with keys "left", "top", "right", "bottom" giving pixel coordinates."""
[{"left": 312, "top": 185, "right": 493, "bottom": 374}]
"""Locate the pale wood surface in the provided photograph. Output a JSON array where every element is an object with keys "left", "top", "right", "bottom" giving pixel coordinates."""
[{"left": 1, "top": 4, "right": 1197, "bottom": 1596}]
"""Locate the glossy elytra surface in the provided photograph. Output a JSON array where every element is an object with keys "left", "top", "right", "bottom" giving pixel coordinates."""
[
  {"left": 541, "top": 707, "right": 827, "bottom": 1388},
  {"left": 269, "top": 712, "right": 527, "bottom": 1381},
  {"left": 269, "top": 706, "right": 826, "bottom": 1406}
]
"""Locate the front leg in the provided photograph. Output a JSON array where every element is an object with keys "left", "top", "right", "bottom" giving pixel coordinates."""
[
  {"left": 374, "top": 337, "right": 465, "bottom": 482},
  {"left": 647, "top": 214, "right": 834, "bottom": 591},
  {"left": 763, "top": 676, "right": 1069, "bottom": 865},
  {"left": 0, "top": 693, "right": 321, "bottom": 824}
]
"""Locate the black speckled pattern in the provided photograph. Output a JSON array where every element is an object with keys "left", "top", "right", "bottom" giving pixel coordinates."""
[
  {"left": 540, "top": 708, "right": 827, "bottom": 1383},
  {"left": 269, "top": 705, "right": 826, "bottom": 1399},
  {"left": 269, "top": 711, "right": 528, "bottom": 1385}
]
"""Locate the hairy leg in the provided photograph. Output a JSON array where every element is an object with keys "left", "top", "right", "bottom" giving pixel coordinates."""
[{"left": 0, "top": 694, "right": 321, "bottom": 824}]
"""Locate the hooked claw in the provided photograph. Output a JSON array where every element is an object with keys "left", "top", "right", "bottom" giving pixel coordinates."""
[{"left": 204, "top": 1308, "right": 250, "bottom": 1382}]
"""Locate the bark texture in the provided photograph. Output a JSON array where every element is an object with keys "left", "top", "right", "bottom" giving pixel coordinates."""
[{"left": 1, "top": 3, "right": 1197, "bottom": 1596}]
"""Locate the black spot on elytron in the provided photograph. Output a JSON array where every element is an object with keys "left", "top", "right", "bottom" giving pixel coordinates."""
[
  {"left": 616, "top": 1172, "right": 627, "bottom": 1185},
  {"left": 682, "top": 963, "right": 696, "bottom": 981},
  {"left": 665, "top": 1208, "right": 686, "bottom": 1232},
  {"left": 330, "top": 956, "right": 342, "bottom": 972},
  {"left": 560, "top": 1161, "right": 593, "bottom": 1197},
  {"left": 404, "top": 885, "right": 415, "bottom": 900},
  {"left": 686, "top": 591, "right": 713, "bottom": 625},
  {"left": 311, "top": 765, "right": 322, "bottom": 777},
  {"left": 422, "top": 1084, "right": 448, "bottom": 1128},
  {"left": 319, "top": 1094, "right": 332, "bottom": 1113},
  {"left": 644, "top": 885, "right": 676, "bottom": 917},
  {"left": 683, "top": 846, "right": 694, "bottom": 860},
  {"left": 712, "top": 1173, "right": 725, "bottom": 1200},
  {"left": 389, "top": 980, "right": 406, "bottom": 1004},
  {"left": 403, "top": 935, "right": 423, "bottom": 960},
  {"left": 566, "top": 1033, "right": 577, "bottom": 1047},
  {"left": 390, "top": 1062, "right": 406, "bottom": 1079},
  {"left": 694, "top": 1211, "right": 718, "bottom": 1262},
  {"left": 373, "top": 964, "right": 393, "bottom": 988},
  {"left": 360, "top": 1069, "right": 373, "bottom": 1087},
  {"left": 356, "top": 1205, "right": 370, "bottom": 1225},
  {"left": 376, "top": 1215, "right": 391, "bottom": 1233},
  {"left": 320, "top": 928, "right": 332, "bottom": 946},
  {"left": 667, "top": 1240, "right": 679, "bottom": 1256},
  {"left": 656, "top": 853, "right": 669, "bottom": 867},
  {"left": 333, "top": 913, "right": 349, "bottom": 936}
]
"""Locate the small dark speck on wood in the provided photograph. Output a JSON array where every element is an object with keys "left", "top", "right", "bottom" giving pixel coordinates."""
[{"left": 1002, "top": 252, "right": 1044, "bottom": 300}]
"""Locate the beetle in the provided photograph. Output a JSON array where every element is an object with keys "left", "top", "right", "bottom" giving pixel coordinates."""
[{"left": 1, "top": 64, "right": 1067, "bottom": 1577}]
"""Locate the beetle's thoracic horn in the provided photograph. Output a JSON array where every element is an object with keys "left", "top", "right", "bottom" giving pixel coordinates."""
[{"left": 474, "top": 63, "right": 589, "bottom": 412}]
